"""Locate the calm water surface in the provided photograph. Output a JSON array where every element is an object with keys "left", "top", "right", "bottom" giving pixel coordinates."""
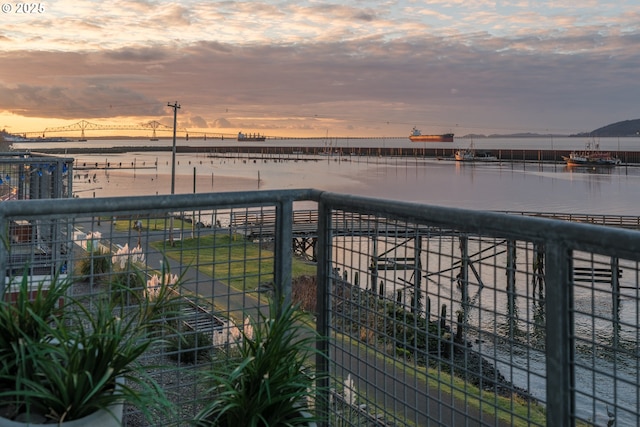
[
  {"left": 14, "top": 135, "right": 640, "bottom": 215},
  {"left": 64, "top": 147, "right": 640, "bottom": 216}
]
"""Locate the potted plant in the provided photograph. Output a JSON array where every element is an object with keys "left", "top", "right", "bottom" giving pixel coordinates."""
[
  {"left": 194, "top": 299, "right": 323, "bottom": 426},
  {"left": 0, "top": 265, "right": 183, "bottom": 426}
]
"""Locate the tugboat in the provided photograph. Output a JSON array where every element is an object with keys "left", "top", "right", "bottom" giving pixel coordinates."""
[
  {"left": 409, "top": 126, "right": 454, "bottom": 142},
  {"left": 563, "top": 140, "right": 621, "bottom": 166}
]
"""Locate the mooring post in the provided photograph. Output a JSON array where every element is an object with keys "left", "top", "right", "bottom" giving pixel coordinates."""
[
  {"left": 370, "top": 228, "right": 379, "bottom": 293},
  {"left": 611, "top": 256, "right": 620, "bottom": 347},
  {"left": 458, "top": 236, "right": 469, "bottom": 310},
  {"left": 440, "top": 304, "right": 447, "bottom": 331},
  {"left": 412, "top": 234, "right": 423, "bottom": 314},
  {"left": 533, "top": 243, "right": 545, "bottom": 300}
]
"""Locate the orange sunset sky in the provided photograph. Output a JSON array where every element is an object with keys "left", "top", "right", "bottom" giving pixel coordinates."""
[{"left": 1, "top": 1, "right": 639, "bottom": 138}]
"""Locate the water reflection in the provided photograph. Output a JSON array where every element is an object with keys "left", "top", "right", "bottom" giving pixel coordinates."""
[{"left": 70, "top": 151, "right": 640, "bottom": 215}]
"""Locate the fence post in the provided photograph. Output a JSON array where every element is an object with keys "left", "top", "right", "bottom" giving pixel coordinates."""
[
  {"left": 315, "top": 198, "right": 332, "bottom": 427},
  {"left": 545, "top": 241, "right": 574, "bottom": 426},
  {"left": 274, "top": 198, "right": 294, "bottom": 308}
]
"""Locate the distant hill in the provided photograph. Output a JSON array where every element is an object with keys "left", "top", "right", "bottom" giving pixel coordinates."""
[
  {"left": 571, "top": 119, "right": 640, "bottom": 137},
  {"left": 460, "top": 119, "right": 640, "bottom": 139},
  {"left": 461, "top": 132, "right": 559, "bottom": 139}
]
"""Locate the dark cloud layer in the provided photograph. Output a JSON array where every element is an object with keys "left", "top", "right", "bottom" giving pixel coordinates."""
[{"left": 1, "top": 26, "right": 639, "bottom": 134}]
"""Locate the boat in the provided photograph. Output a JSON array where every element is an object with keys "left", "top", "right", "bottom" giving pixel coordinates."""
[
  {"left": 563, "top": 140, "right": 621, "bottom": 166},
  {"left": 409, "top": 127, "right": 454, "bottom": 142},
  {"left": 474, "top": 151, "right": 498, "bottom": 161},
  {"left": 237, "top": 131, "right": 266, "bottom": 142},
  {"left": 454, "top": 147, "right": 475, "bottom": 161},
  {"left": 319, "top": 135, "right": 341, "bottom": 156},
  {"left": 454, "top": 141, "right": 497, "bottom": 162}
]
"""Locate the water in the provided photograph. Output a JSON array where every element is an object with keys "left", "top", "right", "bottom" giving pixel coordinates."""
[{"left": 42, "top": 136, "right": 640, "bottom": 216}]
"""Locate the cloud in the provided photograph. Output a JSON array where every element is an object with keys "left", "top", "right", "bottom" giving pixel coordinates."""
[
  {"left": 212, "top": 118, "right": 232, "bottom": 128},
  {"left": 187, "top": 115, "right": 208, "bottom": 128},
  {"left": 104, "top": 47, "right": 168, "bottom": 62},
  {"left": 1, "top": 4, "right": 640, "bottom": 135},
  {"left": 0, "top": 81, "right": 163, "bottom": 119}
]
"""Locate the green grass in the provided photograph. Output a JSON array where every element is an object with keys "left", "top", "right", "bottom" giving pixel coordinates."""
[
  {"left": 111, "top": 216, "right": 189, "bottom": 233},
  {"left": 151, "top": 233, "right": 316, "bottom": 291},
  {"left": 333, "top": 333, "right": 547, "bottom": 426}
]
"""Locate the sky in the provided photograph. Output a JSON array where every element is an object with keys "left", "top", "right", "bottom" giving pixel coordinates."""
[{"left": 1, "top": 0, "right": 639, "bottom": 138}]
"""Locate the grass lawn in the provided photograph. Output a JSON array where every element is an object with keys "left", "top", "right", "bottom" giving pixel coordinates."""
[{"left": 151, "top": 233, "right": 316, "bottom": 292}]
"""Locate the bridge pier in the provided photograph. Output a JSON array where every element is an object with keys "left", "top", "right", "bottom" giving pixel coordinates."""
[{"left": 293, "top": 236, "right": 317, "bottom": 261}]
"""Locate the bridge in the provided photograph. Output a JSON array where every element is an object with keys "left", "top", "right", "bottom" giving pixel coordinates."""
[{"left": 20, "top": 120, "right": 230, "bottom": 140}]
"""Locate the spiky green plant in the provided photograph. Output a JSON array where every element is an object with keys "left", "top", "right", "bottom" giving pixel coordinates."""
[
  {"left": 0, "top": 265, "right": 184, "bottom": 424},
  {"left": 109, "top": 269, "right": 146, "bottom": 305},
  {"left": 194, "top": 299, "right": 325, "bottom": 427},
  {"left": 78, "top": 248, "right": 111, "bottom": 279},
  {"left": 0, "top": 267, "right": 72, "bottom": 391}
]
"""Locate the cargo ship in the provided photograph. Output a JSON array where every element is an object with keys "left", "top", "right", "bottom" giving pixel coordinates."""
[
  {"left": 0, "top": 131, "right": 70, "bottom": 143},
  {"left": 409, "top": 126, "right": 454, "bottom": 142},
  {"left": 237, "top": 132, "right": 266, "bottom": 142}
]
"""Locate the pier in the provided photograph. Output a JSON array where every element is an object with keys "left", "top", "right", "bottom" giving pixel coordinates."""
[
  {"left": 27, "top": 145, "right": 640, "bottom": 165},
  {"left": 230, "top": 208, "right": 640, "bottom": 262}
]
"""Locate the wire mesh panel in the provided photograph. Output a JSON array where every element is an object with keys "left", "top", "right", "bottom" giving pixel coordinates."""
[
  {"left": 569, "top": 250, "right": 639, "bottom": 426},
  {"left": 316, "top": 197, "right": 640, "bottom": 427},
  {"left": 0, "top": 192, "right": 311, "bottom": 426}
]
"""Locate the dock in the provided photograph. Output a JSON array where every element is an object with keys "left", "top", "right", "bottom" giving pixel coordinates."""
[
  {"left": 26, "top": 145, "right": 640, "bottom": 165},
  {"left": 230, "top": 209, "right": 640, "bottom": 262}
]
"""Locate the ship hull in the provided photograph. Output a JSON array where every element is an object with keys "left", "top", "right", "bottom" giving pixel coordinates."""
[{"left": 409, "top": 133, "right": 454, "bottom": 143}]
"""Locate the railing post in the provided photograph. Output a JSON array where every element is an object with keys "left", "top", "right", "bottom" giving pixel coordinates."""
[
  {"left": 315, "top": 198, "right": 332, "bottom": 427},
  {"left": 0, "top": 212, "right": 6, "bottom": 293},
  {"left": 274, "top": 199, "right": 293, "bottom": 308},
  {"left": 545, "top": 241, "right": 575, "bottom": 426}
]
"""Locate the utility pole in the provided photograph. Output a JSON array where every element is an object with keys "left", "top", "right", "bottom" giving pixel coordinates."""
[
  {"left": 167, "top": 101, "right": 180, "bottom": 195},
  {"left": 167, "top": 101, "right": 180, "bottom": 247}
]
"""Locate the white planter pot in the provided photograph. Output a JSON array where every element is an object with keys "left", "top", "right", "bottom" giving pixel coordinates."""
[
  {"left": 0, "top": 378, "right": 124, "bottom": 426},
  {"left": 0, "top": 403, "right": 122, "bottom": 426}
]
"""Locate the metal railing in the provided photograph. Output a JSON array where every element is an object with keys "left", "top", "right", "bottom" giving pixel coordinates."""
[
  {"left": 0, "top": 152, "right": 73, "bottom": 201},
  {"left": 0, "top": 189, "right": 639, "bottom": 426}
]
